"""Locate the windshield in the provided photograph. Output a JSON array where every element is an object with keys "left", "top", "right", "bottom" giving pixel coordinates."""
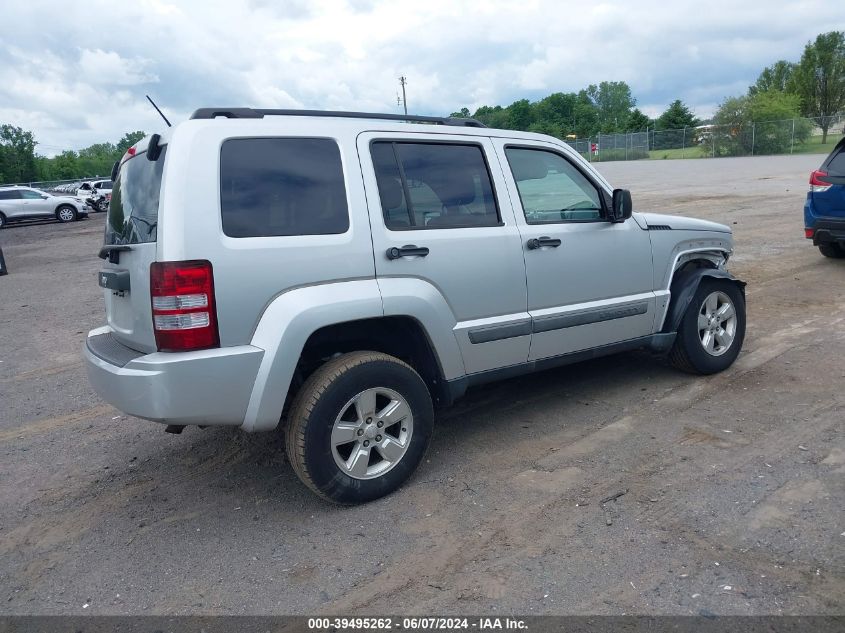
[{"left": 105, "top": 147, "right": 166, "bottom": 245}]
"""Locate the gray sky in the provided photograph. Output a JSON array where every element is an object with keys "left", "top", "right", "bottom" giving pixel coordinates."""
[{"left": 1, "top": 0, "right": 843, "bottom": 155}]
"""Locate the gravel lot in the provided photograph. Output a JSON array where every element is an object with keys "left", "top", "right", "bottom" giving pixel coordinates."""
[{"left": 0, "top": 154, "right": 842, "bottom": 616}]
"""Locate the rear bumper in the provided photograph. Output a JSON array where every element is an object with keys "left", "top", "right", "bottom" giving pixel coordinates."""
[
  {"left": 807, "top": 219, "right": 845, "bottom": 246},
  {"left": 84, "top": 326, "right": 264, "bottom": 426},
  {"left": 804, "top": 196, "right": 845, "bottom": 245}
]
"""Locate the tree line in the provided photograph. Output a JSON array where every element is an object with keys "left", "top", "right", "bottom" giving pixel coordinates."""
[
  {"left": 3, "top": 31, "right": 842, "bottom": 181},
  {"left": 449, "top": 30, "right": 845, "bottom": 153},
  {"left": 0, "top": 129, "right": 146, "bottom": 185}
]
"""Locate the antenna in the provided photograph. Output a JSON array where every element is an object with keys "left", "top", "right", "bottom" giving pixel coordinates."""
[
  {"left": 398, "top": 76, "right": 408, "bottom": 116},
  {"left": 146, "top": 95, "right": 172, "bottom": 128}
]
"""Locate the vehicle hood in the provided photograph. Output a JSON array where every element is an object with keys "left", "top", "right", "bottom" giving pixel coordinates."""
[{"left": 634, "top": 212, "right": 731, "bottom": 234}]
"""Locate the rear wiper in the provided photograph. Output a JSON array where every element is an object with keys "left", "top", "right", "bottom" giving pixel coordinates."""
[{"left": 98, "top": 244, "right": 132, "bottom": 260}]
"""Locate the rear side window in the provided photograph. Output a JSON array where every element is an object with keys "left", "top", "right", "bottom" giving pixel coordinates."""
[
  {"left": 826, "top": 144, "right": 845, "bottom": 175},
  {"left": 220, "top": 138, "right": 349, "bottom": 238},
  {"left": 371, "top": 141, "right": 500, "bottom": 229},
  {"left": 105, "top": 147, "right": 167, "bottom": 245},
  {"left": 0, "top": 190, "right": 20, "bottom": 200}
]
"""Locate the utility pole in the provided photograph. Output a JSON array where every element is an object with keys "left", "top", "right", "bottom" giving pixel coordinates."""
[{"left": 398, "top": 76, "right": 408, "bottom": 116}]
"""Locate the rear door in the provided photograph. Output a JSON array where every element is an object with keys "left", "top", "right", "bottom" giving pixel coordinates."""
[
  {"left": 100, "top": 145, "right": 167, "bottom": 353},
  {"left": 358, "top": 132, "right": 529, "bottom": 375},
  {"left": 814, "top": 139, "right": 845, "bottom": 218}
]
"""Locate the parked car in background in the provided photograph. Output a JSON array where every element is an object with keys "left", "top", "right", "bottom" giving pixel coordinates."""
[
  {"left": 76, "top": 181, "right": 95, "bottom": 197},
  {"left": 91, "top": 180, "right": 113, "bottom": 196},
  {"left": 0, "top": 186, "right": 89, "bottom": 228},
  {"left": 805, "top": 136, "right": 845, "bottom": 258}
]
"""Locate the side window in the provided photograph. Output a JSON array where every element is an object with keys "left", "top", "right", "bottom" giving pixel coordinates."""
[
  {"left": 0, "top": 190, "right": 20, "bottom": 200},
  {"left": 20, "top": 190, "right": 43, "bottom": 199},
  {"left": 220, "top": 137, "right": 349, "bottom": 238},
  {"left": 505, "top": 147, "right": 604, "bottom": 223},
  {"left": 371, "top": 141, "right": 500, "bottom": 229},
  {"left": 827, "top": 146, "right": 845, "bottom": 175}
]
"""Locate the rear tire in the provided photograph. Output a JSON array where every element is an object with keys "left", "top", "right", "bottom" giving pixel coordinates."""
[
  {"left": 818, "top": 243, "right": 845, "bottom": 258},
  {"left": 56, "top": 205, "right": 77, "bottom": 223},
  {"left": 285, "top": 351, "right": 434, "bottom": 504},
  {"left": 669, "top": 279, "right": 746, "bottom": 375},
  {"left": 0, "top": 212, "right": 5, "bottom": 229}
]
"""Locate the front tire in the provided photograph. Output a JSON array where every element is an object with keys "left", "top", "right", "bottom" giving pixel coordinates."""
[
  {"left": 0, "top": 212, "right": 6, "bottom": 229},
  {"left": 818, "top": 243, "right": 845, "bottom": 258},
  {"left": 285, "top": 351, "right": 434, "bottom": 504},
  {"left": 669, "top": 279, "right": 746, "bottom": 375},
  {"left": 56, "top": 205, "right": 77, "bottom": 223}
]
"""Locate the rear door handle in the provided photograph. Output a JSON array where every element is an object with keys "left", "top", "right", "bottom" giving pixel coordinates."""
[
  {"left": 386, "top": 245, "right": 430, "bottom": 260},
  {"left": 526, "top": 236, "right": 562, "bottom": 250}
]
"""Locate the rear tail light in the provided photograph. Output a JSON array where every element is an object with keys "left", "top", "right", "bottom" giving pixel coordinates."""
[
  {"left": 810, "top": 170, "right": 832, "bottom": 192},
  {"left": 150, "top": 260, "right": 219, "bottom": 352},
  {"left": 805, "top": 228, "right": 815, "bottom": 239}
]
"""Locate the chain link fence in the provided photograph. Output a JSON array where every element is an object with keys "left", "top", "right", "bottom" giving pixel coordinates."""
[
  {"left": 1, "top": 176, "right": 109, "bottom": 191},
  {"left": 564, "top": 114, "right": 845, "bottom": 162}
]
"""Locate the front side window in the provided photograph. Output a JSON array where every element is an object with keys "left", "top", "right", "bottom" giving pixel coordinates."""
[
  {"left": 21, "top": 190, "right": 43, "bottom": 199},
  {"left": 371, "top": 141, "right": 500, "bottom": 229},
  {"left": 505, "top": 147, "right": 604, "bottom": 223},
  {"left": 220, "top": 137, "right": 349, "bottom": 238}
]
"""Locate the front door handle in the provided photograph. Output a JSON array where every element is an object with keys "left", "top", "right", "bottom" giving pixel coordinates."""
[
  {"left": 386, "top": 244, "right": 430, "bottom": 260},
  {"left": 526, "top": 236, "right": 562, "bottom": 250}
]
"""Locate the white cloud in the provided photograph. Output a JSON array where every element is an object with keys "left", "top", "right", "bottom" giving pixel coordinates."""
[
  {"left": 78, "top": 49, "right": 159, "bottom": 85},
  {"left": 0, "top": 0, "right": 842, "bottom": 155}
]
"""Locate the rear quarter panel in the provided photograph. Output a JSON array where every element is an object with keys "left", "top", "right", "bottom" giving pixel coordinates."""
[{"left": 157, "top": 121, "right": 377, "bottom": 347}]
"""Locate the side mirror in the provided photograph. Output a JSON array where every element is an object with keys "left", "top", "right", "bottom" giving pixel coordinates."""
[
  {"left": 610, "top": 189, "right": 633, "bottom": 223},
  {"left": 40, "top": 195, "right": 48, "bottom": 199}
]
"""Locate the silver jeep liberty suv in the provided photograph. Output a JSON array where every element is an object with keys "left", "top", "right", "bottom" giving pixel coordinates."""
[{"left": 85, "top": 108, "right": 745, "bottom": 503}]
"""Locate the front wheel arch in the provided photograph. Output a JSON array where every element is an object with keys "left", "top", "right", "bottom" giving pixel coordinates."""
[{"left": 662, "top": 265, "right": 746, "bottom": 334}]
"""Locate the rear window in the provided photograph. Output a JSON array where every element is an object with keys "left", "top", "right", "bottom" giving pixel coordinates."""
[
  {"left": 220, "top": 137, "right": 349, "bottom": 238},
  {"left": 105, "top": 148, "right": 166, "bottom": 245},
  {"left": 826, "top": 142, "right": 845, "bottom": 175}
]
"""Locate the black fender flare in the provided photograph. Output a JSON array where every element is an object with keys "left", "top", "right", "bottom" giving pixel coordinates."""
[{"left": 662, "top": 267, "right": 746, "bottom": 333}]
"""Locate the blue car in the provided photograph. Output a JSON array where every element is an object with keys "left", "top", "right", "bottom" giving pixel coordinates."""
[{"left": 805, "top": 136, "right": 845, "bottom": 258}]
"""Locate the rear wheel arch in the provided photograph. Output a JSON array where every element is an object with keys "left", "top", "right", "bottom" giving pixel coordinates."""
[{"left": 289, "top": 316, "right": 448, "bottom": 415}]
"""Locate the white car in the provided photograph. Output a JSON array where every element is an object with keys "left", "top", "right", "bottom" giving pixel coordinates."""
[
  {"left": 0, "top": 186, "right": 89, "bottom": 228},
  {"left": 91, "top": 180, "right": 113, "bottom": 196},
  {"left": 76, "top": 181, "right": 96, "bottom": 198}
]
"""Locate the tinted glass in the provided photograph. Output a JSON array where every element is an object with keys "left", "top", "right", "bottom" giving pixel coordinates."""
[
  {"left": 372, "top": 142, "right": 499, "bottom": 229},
  {"left": 21, "top": 190, "right": 43, "bottom": 199},
  {"left": 0, "top": 190, "right": 20, "bottom": 200},
  {"left": 105, "top": 147, "right": 167, "bottom": 245},
  {"left": 827, "top": 146, "right": 845, "bottom": 175},
  {"left": 220, "top": 138, "right": 349, "bottom": 237},
  {"left": 506, "top": 148, "right": 603, "bottom": 222}
]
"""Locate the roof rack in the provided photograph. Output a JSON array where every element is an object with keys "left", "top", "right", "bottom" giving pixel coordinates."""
[{"left": 189, "top": 108, "right": 487, "bottom": 128}]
